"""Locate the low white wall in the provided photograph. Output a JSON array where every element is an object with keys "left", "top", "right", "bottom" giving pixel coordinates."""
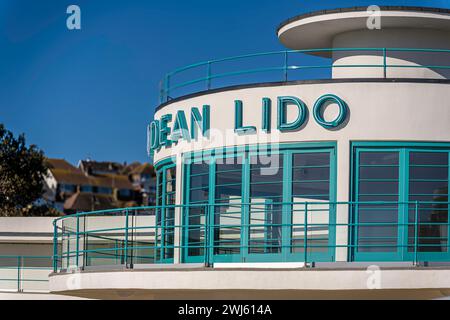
[{"left": 49, "top": 267, "right": 450, "bottom": 299}]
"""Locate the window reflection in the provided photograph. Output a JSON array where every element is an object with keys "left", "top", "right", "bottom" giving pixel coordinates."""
[
  {"left": 214, "top": 158, "right": 243, "bottom": 255},
  {"left": 357, "top": 152, "right": 399, "bottom": 253},
  {"left": 249, "top": 154, "right": 284, "bottom": 254},
  {"left": 291, "top": 153, "right": 331, "bottom": 254},
  {"left": 187, "top": 161, "right": 209, "bottom": 257},
  {"left": 409, "top": 152, "right": 448, "bottom": 253}
]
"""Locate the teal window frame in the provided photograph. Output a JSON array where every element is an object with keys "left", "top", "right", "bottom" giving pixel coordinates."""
[
  {"left": 182, "top": 142, "right": 337, "bottom": 264},
  {"left": 350, "top": 142, "right": 450, "bottom": 262},
  {"left": 154, "top": 157, "right": 177, "bottom": 264}
]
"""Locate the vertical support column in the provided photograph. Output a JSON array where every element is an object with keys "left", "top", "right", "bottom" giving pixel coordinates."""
[
  {"left": 124, "top": 209, "right": 129, "bottom": 268},
  {"left": 53, "top": 221, "right": 58, "bottom": 273},
  {"left": 173, "top": 156, "right": 184, "bottom": 264},
  {"left": 206, "top": 62, "right": 212, "bottom": 90},
  {"left": 76, "top": 215, "right": 80, "bottom": 268},
  {"left": 335, "top": 140, "right": 350, "bottom": 261},
  {"left": 304, "top": 203, "right": 308, "bottom": 266},
  {"left": 17, "top": 256, "right": 21, "bottom": 292},
  {"left": 165, "top": 75, "right": 171, "bottom": 102},
  {"left": 283, "top": 51, "right": 289, "bottom": 82},
  {"left": 204, "top": 205, "right": 211, "bottom": 266},
  {"left": 414, "top": 201, "right": 419, "bottom": 266}
]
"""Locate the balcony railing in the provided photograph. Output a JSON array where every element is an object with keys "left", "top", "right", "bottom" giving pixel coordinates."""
[
  {"left": 0, "top": 255, "right": 52, "bottom": 293},
  {"left": 53, "top": 201, "right": 450, "bottom": 273},
  {"left": 159, "top": 48, "right": 450, "bottom": 103}
]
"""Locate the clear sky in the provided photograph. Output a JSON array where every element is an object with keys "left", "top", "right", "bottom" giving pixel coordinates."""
[{"left": 1, "top": 0, "right": 449, "bottom": 165}]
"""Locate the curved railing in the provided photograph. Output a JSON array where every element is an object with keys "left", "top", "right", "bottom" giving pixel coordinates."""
[
  {"left": 158, "top": 48, "right": 450, "bottom": 103},
  {"left": 53, "top": 201, "right": 450, "bottom": 273}
]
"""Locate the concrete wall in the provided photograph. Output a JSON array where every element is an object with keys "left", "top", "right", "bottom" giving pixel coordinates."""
[
  {"left": 49, "top": 267, "right": 450, "bottom": 300},
  {"left": 0, "top": 217, "right": 55, "bottom": 243},
  {"left": 332, "top": 29, "right": 450, "bottom": 79}
]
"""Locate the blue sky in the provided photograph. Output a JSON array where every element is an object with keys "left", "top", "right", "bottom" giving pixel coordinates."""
[{"left": 1, "top": 0, "right": 449, "bottom": 165}]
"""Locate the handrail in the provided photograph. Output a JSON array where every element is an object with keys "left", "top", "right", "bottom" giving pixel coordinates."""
[
  {"left": 158, "top": 47, "right": 450, "bottom": 103},
  {"left": 53, "top": 201, "right": 450, "bottom": 273}
]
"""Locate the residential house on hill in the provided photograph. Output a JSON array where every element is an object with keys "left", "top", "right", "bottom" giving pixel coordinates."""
[{"left": 43, "top": 158, "right": 156, "bottom": 215}]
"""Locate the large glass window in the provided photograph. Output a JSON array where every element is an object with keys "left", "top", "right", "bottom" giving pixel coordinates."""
[
  {"left": 155, "top": 163, "right": 176, "bottom": 261},
  {"left": 183, "top": 144, "right": 336, "bottom": 263},
  {"left": 214, "top": 158, "right": 243, "bottom": 255},
  {"left": 356, "top": 151, "right": 400, "bottom": 253},
  {"left": 408, "top": 152, "right": 448, "bottom": 253},
  {"left": 353, "top": 145, "right": 450, "bottom": 261},
  {"left": 249, "top": 154, "right": 284, "bottom": 254},
  {"left": 186, "top": 160, "right": 210, "bottom": 258},
  {"left": 291, "top": 152, "right": 331, "bottom": 254}
]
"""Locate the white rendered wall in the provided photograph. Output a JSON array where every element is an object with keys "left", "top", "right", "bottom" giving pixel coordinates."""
[
  {"left": 49, "top": 267, "right": 450, "bottom": 299},
  {"left": 332, "top": 29, "right": 450, "bottom": 79}
]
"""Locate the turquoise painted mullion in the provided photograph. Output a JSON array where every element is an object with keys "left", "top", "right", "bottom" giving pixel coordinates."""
[
  {"left": 160, "top": 168, "right": 166, "bottom": 262},
  {"left": 154, "top": 171, "right": 160, "bottom": 263},
  {"left": 447, "top": 151, "right": 450, "bottom": 257},
  {"left": 399, "top": 148, "right": 409, "bottom": 260},
  {"left": 182, "top": 161, "right": 191, "bottom": 263},
  {"left": 208, "top": 157, "right": 216, "bottom": 264},
  {"left": 329, "top": 148, "right": 337, "bottom": 261},
  {"left": 352, "top": 148, "right": 360, "bottom": 261},
  {"left": 241, "top": 152, "right": 250, "bottom": 262},
  {"left": 282, "top": 150, "right": 292, "bottom": 262}
]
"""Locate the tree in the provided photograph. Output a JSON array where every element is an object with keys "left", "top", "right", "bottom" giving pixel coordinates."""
[{"left": 0, "top": 124, "right": 58, "bottom": 216}]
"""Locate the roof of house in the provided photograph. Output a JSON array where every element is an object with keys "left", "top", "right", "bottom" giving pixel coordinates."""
[
  {"left": 63, "top": 193, "right": 117, "bottom": 212},
  {"left": 79, "top": 160, "right": 124, "bottom": 175},
  {"left": 122, "top": 162, "right": 142, "bottom": 174},
  {"left": 129, "top": 162, "right": 155, "bottom": 176},
  {"left": 88, "top": 174, "right": 134, "bottom": 189},
  {"left": 46, "top": 159, "right": 90, "bottom": 185},
  {"left": 46, "top": 158, "right": 78, "bottom": 172},
  {"left": 46, "top": 158, "right": 148, "bottom": 190},
  {"left": 63, "top": 192, "right": 139, "bottom": 212}
]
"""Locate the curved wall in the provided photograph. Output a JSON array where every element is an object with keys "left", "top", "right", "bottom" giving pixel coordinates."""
[
  {"left": 332, "top": 29, "right": 450, "bottom": 79},
  {"left": 153, "top": 81, "right": 450, "bottom": 164}
]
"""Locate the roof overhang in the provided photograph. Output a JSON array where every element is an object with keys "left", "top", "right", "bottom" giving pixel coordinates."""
[{"left": 277, "top": 6, "right": 450, "bottom": 57}]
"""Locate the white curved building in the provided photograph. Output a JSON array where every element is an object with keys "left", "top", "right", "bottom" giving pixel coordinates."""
[{"left": 49, "top": 6, "right": 450, "bottom": 299}]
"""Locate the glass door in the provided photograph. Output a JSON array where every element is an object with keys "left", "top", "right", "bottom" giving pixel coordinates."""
[
  {"left": 155, "top": 164, "right": 176, "bottom": 263},
  {"left": 245, "top": 151, "right": 285, "bottom": 262},
  {"left": 183, "top": 157, "right": 210, "bottom": 263},
  {"left": 211, "top": 154, "right": 245, "bottom": 262},
  {"left": 405, "top": 150, "right": 449, "bottom": 261},
  {"left": 289, "top": 150, "right": 335, "bottom": 262},
  {"left": 353, "top": 149, "right": 404, "bottom": 261}
]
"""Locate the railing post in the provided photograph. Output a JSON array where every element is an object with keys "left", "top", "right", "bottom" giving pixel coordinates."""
[
  {"left": 284, "top": 51, "right": 289, "bottom": 82},
  {"left": 83, "top": 215, "right": 87, "bottom": 269},
  {"left": 382, "top": 48, "right": 387, "bottom": 79},
  {"left": 159, "top": 79, "right": 164, "bottom": 104},
  {"left": 304, "top": 202, "right": 308, "bottom": 267},
  {"left": 76, "top": 215, "right": 80, "bottom": 268},
  {"left": 414, "top": 201, "right": 419, "bottom": 266},
  {"left": 206, "top": 62, "right": 212, "bottom": 90},
  {"left": 124, "top": 209, "right": 129, "bottom": 268},
  {"left": 53, "top": 221, "right": 58, "bottom": 273},
  {"left": 204, "top": 204, "right": 210, "bottom": 267},
  {"left": 17, "top": 256, "right": 22, "bottom": 293},
  {"left": 165, "top": 74, "right": 171, "bottom": 102}
]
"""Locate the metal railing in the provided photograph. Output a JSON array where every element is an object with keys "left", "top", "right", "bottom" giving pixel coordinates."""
[
  {"left": 159, "top": 48, "right": 450, "bottom": 103},
  {"left": 0, "top": 255, "right": 52, "bottom": 293},
  {"left": 53, "top": 201, "right": 450, "bottom": 273}
]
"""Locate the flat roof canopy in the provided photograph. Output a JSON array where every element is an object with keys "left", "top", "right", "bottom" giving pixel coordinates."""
[{"left": 277, "top": 6, "right": 450, "bottom": 56}]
